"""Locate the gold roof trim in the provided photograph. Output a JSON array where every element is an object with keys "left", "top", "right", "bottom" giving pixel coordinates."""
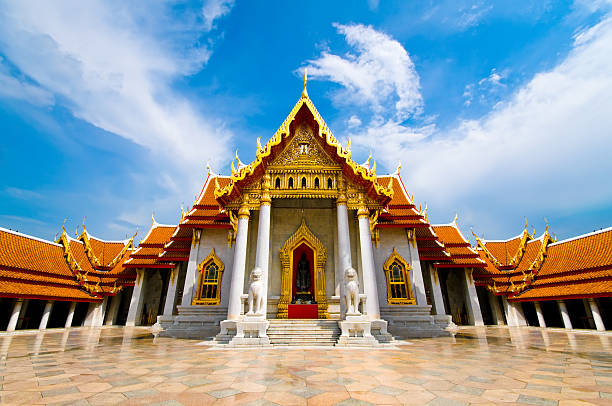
[
  {"left": 508, "top": 222, "right": 533, "bottom": 268},
  {"left": 472, "top": 229, "right": 503, "bottom": 268},
  {"left": 214, "top": 93, "right": 393, "bottom": 202}
]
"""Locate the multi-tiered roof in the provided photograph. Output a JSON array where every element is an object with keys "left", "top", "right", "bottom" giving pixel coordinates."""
[
  {"left": 0, "top": 223, "right": 135, "bottom": 302},
  {"left": 473, "top": 225, "right": 612, "bottom": 301}
]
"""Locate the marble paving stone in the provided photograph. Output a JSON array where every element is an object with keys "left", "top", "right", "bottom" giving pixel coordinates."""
[
  {"left": 0, "top": 326, "right": 609, "bottom": 405},
  {"left": 518, "top": 394, "right": 560, "bottom": 406}
]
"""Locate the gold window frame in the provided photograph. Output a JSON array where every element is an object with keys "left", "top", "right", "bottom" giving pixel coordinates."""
[
  {"left": 383, "top": 248, "right": 416, "bottom": 305},
  {"left": 192, "top": 248, "right": 225, "bottom": 306}
]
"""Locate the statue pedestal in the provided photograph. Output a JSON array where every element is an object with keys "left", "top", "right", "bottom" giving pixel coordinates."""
[
  {"left": 217, "top": 316, "right": 271, "bottom": 347},
  {"left": 337, "top": 314, "right": 393, "bottom": 347}
]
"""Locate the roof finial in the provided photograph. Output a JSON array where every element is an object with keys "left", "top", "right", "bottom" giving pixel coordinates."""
[
  {"left": 152, "top": 212, "right": 156, "bottom": 225},
  {"left": 206, "top": 161, "right": 212, "bottom": 176},
  {"left": 301, "top": 68, "right": 309, "bottom": 99},
  {"left": 453, "top": 212, "right": 458, "bottom": 225}
]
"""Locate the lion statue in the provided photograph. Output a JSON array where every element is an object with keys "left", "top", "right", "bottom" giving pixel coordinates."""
[
  {"left": 246, "top": 267, "right": 264, "bottom": 316},
  {"left": 344, "top": 267, "right": 360, "bottom": 315}
]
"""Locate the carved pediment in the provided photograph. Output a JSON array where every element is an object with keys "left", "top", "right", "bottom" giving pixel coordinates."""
[{"left": 270, "top": 124, "right": 338, "bottom": 168}]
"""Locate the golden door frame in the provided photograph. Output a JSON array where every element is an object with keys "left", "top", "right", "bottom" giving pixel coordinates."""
[{"left": 278, "top": 219, "right": 328, "bottom": 319}]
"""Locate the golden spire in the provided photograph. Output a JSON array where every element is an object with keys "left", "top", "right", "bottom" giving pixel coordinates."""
[{"left": 301, "top": 68, "right": 309, "bottom": 99}]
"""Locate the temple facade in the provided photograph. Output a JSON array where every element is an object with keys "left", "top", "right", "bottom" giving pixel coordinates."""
[{"left": 1, "top": 84, "right": 610, "bottom": 344}]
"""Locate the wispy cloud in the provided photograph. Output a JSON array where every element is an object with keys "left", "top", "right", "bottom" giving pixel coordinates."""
[
  {"left": 304, "top": 23, "right": 423, "bottom": 121},
  {"left": 0, "top": 57, "right": 54, "bottom": 106},
  {"left": 203, "top": 0, "right": 235, "bottom": 31},
  {"left": 4, "top": 187, "right": 44, "bottom": 201},
  {"left": 302, "top": 23, "right": 426, "bottom": 155},
  {"left": 463, "top": 68, "right": 507, "bottom": 107}
]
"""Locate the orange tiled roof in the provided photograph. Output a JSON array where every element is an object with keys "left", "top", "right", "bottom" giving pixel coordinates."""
[
  {"left": 433, "top": 224, "right": 469, "bottom": 246},
  {"left": 510, "top": 228, "right": 612, "bottom": 301},
  {"left": 378, "top": 175, "right": 413, "bottom": 207},
  {"left": 431, "top": 221, "right": 485, "bottom": 268},
  {"left": 125, "top": 222, "right": 176, "bottom": 268},
  {"left": 85, "top": 233, "right": 133, "bottom": 268},
  {"left": 0, "top": 228, "right": 100, "bottom": 301}
]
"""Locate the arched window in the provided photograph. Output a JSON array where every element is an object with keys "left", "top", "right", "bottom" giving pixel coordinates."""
[
  {"left": 275, "top": 177, "right": 281, "bottom": 189},
  {"left": 301, "top": 177, "right": 307, "bottom": 188},
  {"left": 192, "top": 249, "right": 224, "bottom": 305},
  {"left": 383, "top": 248, "right": 415, "bottom": 305},
  {"left": 314, "top": 177, "right": 320, "bottom": 188},
  {"left": 327, "top": 177, "right": 333, "bottom": 189},
  {"left": 288, "top": 177, "right": 294, "bottom": 189}
]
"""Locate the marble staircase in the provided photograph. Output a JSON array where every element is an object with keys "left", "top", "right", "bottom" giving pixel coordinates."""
[{"left": 267, "top": 320, "right": 340, "bottom": 346}]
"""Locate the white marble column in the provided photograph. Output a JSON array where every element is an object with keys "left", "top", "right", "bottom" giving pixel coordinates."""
[
  {"left": 502, "top": 297, "right": 517, "bottom": 326},
  {"left": 558, "top": 300, "right": 572, "bottom": 329},
  {"left": 407, "top": 231, "right": 428, "bottom": 306},
  {"left": 6, "top": 299, "right": 23, "bottom": 332},
  {"left": 513, "top": 301, "right": 527, "bottom": 326},
  {"left": 357, "top": 204, "right": 380, "bottom": 320},
  {"left": 255, "top": 174, "right": 272, "bottom": 317},
  {"left": 181, "top": 230, "right": 202, "bottom": 306},
  {"left": 488, "top": 292, "right": 505, "bottom": 325},
  {"left": 336, "top": 181, "right": 352, "bottom": 316},
  {"left": 126, "top": 269, "right": 145, "bottom": 326},
  {"left": 39, "top": 301, "right": 54, "bottom": 330},
  {"left": 95, "top": 297, "right": 108, "bottom": 326},
  {"left": 463, "top": 268, "right": 484, "bottom": 326},
  {"left": 534, "top": 301, "right": 546, "bottom": 328},
  {"left": 16, "top": 299, "right": 29, "bottom": 329},
  {"left": 428, "top": 264, "right": 446, "bottom": 315},
  {"left": 226, "top": 204, "right": 250, "bottom": 320},
  {"left": 588, "top": 298, "right": 606, "bottom": 331},
  {"left": 65, "top": 302, "right": 77, "bottom": 328},
  {"left": 106, "top": 294, "right": 121, "bottom": 325},
  {"left": 83, "top": 301, "right": 98, "bottom": 327},
  {"left": 162, "top": 265, "right": 181, "bottom": 317}
]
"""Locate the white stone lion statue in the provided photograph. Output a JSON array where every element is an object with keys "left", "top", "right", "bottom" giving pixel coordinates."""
[
  {"left": 246, "top": 267, "right": 264, "bottom": 316},
  {"left": 344, "top": 267, "right": 360, "bottom": 315}
]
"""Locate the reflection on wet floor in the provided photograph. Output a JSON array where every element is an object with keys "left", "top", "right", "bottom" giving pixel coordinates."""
[{"left": 0, "top": 326, "right": 611, "bottom": 405}]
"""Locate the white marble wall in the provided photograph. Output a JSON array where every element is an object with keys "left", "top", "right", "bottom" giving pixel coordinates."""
[
  {"left": 373, "top": 228, "right": 419, "bottom": 307},
  {"left": 183, "top": 229, "right": 235, "bottom": 309}
]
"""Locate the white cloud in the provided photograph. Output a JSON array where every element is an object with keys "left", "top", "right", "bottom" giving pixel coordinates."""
[
  {"left": 0, "top": 1, "right": 232, "bottom": 175},
  {"left": 0, "top": 58, "right": 54, "bottom": 106},
  {"left": 0, "top": 1, "right": 236, "bottom": 230},
  {"left": 304, "top": 23, "right": 423, "bottom": 121},
  {"left": 304, "top": 15, "right": 612, "bottom": 236},
  {"left": 202, "top": 0, "right": 235, "bottom": 31},
  {"left": 376, "top": 16, "right": 612, "bottom": 234},
  {"left": 347, "top": 115, "right": 362, "bottom": 128}
]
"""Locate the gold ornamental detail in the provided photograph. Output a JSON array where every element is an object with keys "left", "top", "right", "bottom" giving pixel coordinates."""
[
  {"left": 278, "top": 219, "right": 328, "bottom": 319},
  {"left": 383, "top": 248, "right": 416, "bottom": 305},
  {"left": 214, "top": 93, "right": 393, "bottom": 203}
]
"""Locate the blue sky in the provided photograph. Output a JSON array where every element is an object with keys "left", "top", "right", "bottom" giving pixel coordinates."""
[{"left": 1, "top": 0, "right": 611, "bottom": 243}]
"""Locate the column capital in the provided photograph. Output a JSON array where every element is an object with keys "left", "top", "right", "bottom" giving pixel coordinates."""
[
  {"left": 357, "top": 201, "right": 369, "bottom": 219},
  {"left": 238, "top": 202, "right": 250, "bottom": 219},
  {"left": 337, "top": 177, "right": 347, "bottom": 205},
  {"left": 260, "top": 173, "right": 271, "bottom": 205}
]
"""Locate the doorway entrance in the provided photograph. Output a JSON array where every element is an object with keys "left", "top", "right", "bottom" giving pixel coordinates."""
[{"left": 278, "top": 219, "right": 328, "bottom": 319}]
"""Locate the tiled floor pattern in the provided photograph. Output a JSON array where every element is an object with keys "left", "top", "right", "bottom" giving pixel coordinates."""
[{"left": 0, "top": 326, "right": 611, "bottom": 405}]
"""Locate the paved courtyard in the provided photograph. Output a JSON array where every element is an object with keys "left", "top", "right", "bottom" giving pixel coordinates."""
[{"left": 0, "top": 327, "right": 611, "bottom": 406}]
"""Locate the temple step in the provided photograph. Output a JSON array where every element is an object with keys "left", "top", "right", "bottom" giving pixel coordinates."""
[{"left": 267, "top": 319, "right": 341, "bottom": 346}]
